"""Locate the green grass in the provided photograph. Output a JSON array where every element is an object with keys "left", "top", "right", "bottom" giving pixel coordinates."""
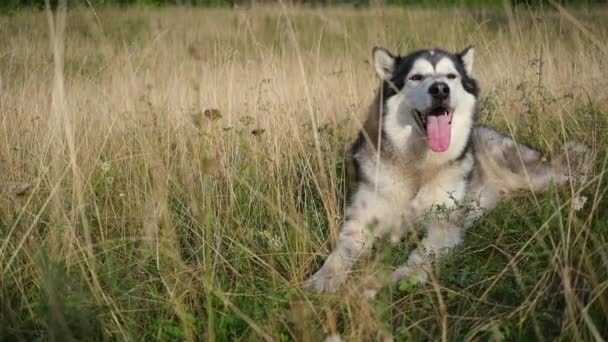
[{"left": 0, "top": 4, "right": 608, "bottom": 341}]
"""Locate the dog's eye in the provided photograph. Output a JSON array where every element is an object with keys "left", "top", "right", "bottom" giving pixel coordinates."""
[
  {"left": 447, "top": 73, "right": 457, "bottom": 79},
  {"left": 409, "top": 74, "right": 423, "bottom": 81}
]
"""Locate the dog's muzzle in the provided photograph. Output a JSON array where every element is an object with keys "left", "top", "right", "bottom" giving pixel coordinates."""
[{"left": 414, "top": 104, "right": 455, "bottom": 153}]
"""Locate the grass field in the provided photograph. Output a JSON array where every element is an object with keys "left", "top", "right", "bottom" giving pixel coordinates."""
[{"left": 1, "top": 3, "right": 608, "bottom": 341}]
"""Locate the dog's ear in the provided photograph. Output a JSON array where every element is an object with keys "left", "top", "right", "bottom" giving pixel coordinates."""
[
  {"left": 373, "top": 47, "right": 396, "bottom": 80},
  {"left": 459, "top": 45, "right": 475, "bottom": 75}
]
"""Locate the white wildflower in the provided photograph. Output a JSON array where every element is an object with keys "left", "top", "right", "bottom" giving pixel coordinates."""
[
  {"left": 269, "top": 234, "right": 282, "bottom": 249},
  {"left": 258, "top": 230, "right": 283, "bottom": 250},
  {"left": 101, "top": 161, "right": 111, "bottom": 173},
  {"left": 572, "top": 195, "right": 587, "bottom": 211}
]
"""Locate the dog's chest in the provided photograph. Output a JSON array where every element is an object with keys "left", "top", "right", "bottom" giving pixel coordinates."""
[{"left": 365, "top": 158, "right": 471, "bottom": 213}]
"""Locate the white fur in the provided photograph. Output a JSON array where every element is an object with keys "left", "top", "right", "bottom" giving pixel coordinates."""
[
  {"left": 383, "top": 93, "right": 416, "bottom": 152},
  {"left": 461, "top": 47, "right": 474, "bottom": 75},
  {"left": 383, "top": 56, "right": 477, "bottom": 164},
  {"left": 373, "top": 47, "right": 395, "bottom": 80}
]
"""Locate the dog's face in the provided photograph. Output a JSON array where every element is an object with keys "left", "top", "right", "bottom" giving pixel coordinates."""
[{"left": 373, "top": 47, "right": 478, "bottom": 153}]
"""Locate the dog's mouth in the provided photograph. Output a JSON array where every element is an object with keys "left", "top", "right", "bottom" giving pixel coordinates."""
[{"left": 414, "top": 106, "right": 454, "bottom": 153}]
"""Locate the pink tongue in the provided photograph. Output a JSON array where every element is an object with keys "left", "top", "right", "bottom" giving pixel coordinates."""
[{"left": 426, "top": 114, "right": 451, "bottom": 152}]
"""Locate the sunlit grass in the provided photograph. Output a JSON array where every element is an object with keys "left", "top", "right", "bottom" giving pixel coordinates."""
[{"left": 0, "top": 4, "right": 607, "bottom": 340}]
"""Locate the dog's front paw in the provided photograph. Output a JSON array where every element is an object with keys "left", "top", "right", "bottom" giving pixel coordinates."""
[
  {"left": 304, "top": 261, "right": 347, "bottom": 293},
  {"left": 553, "top": 141, "right": 593, "bottom": 184},
  {"left": 391, "top": 265, "right": 428, "bottom": 285}
]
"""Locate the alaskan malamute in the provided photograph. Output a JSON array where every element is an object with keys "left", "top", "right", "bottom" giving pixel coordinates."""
[{"left": 305, "top": 46, "right": 591, "bottom": 292}]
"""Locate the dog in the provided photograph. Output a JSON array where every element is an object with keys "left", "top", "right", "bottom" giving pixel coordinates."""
[{"left": 304, "top": 46, "right": 592, "bottom": 292}]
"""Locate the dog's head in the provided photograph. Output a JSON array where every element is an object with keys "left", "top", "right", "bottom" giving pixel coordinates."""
[{"left": 373, "top": 47, "right": 478, "bottom": 153}]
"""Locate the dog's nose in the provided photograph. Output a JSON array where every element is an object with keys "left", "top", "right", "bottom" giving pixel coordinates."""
[{"left": 429, "top": 82, "right": 450, "bottom": 100}]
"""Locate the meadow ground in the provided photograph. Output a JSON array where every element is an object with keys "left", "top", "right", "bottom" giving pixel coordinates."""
[{"left": 0, "top": 3, "right": 608, "bottom": 341}]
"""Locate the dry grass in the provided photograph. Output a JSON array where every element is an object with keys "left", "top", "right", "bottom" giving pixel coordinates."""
[{"left": 0, "top": 3, "right": 607, "bottom": 340}]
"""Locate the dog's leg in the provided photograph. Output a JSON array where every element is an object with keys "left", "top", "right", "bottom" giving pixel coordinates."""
[
  {"left": 304, "top": 187, "right": 403, "bottom": 292},
  {"left": 389, "top": 172, "right": 470, "bottom": 284},
  {"left": 509, "top": 141, "right": 591, "bottom": 192},
  {"left": 547, "top": 141, "right": 593, "bottom": 188},
  {"left": 475, "top": 127, "right": 592, "bottom": 193},
  {"left": 391, "top": 188, "right": 494, "bottom": 284},
  {"left": 389, "top": 185, "right": 497, "bottom": 285},
  {"left": 303, "top": 219, "right": 372, "bottom": 292},
  {"left": 392, "top": 222, "right": 463, "bottom": 284}
]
